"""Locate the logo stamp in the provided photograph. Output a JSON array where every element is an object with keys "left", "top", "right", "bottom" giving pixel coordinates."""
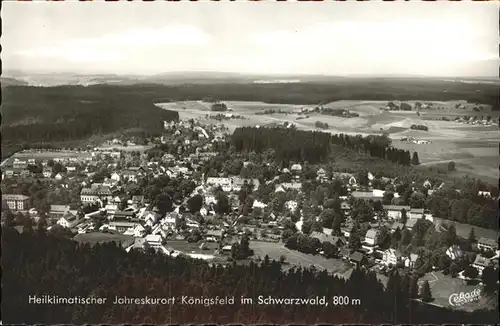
[{"left": 448, "top": 288, "right": 481, "bottom": 306}]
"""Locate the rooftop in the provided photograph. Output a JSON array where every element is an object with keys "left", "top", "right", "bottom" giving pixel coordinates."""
[{"left": 2, "top": 194, "right": 30, "bottom": 201}]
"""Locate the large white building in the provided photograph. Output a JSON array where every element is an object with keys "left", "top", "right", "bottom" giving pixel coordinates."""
[
  {"left": 2, "top": 194, "right": 30, "bottom": 211},
  {"left": 145, "top": 234, "right": 163, "bottom": 248},
  {"left": 80, "top": 185, "right": 113, "bottom": 204}
]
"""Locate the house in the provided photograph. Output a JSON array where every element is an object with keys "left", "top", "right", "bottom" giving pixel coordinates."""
[
  {"left": 2, "top": 194, "right": 30, "bottom": 211},
  {"left": 310, "top": 231, "right": 334, "bottom": 244},
  {"left": 409, "top": 208, "right": 424, "bottom": 220},
  {"left": 340, "top": 202, "right": 351, "bottom": 213},
  {"left": 131, "top": 195, "right": 145, "bottom": 207},
  {"left": 290, "top": 164, "right": 302, "bottom": 173},
  {"left": 113, "top": 210, "right": 136, "bottom": 220},
  {"left": 364, "top": 229, "right": 380, "bottom": 246},
  {"left": 382, "top": 248, "right": 403, "bottom": 266},
  {"left": 80, "top": 186, "right": 113, "bottom": 204},
  {"left": 43, "top": 167, "right": 53, "bottom": 178},
  {"left": 122, "top": 170, "right": 139, "bottom": 183},
  {"left": 348, "top": 176, "right": 357, "bottom": 186},
  {"left": 54, "top": 173, "right": 64, "bottom": 181},
  {"left": 206, "top": 229, "right": 223, "bottom": 241},
  {"left": 477, "top": 191, "right": 491, "bottom": 198},
  {"left": 404, "top": 253, "right": 419, "bottom": 268},
  {"left": 446, "top": 245, "right": 464, "bottom": 260},
  {"left": 144, "top": 211, "right": 160, "bottom": 227},
  {"left": 351, "top": 191, "right": 376, "bottom": 201},
  {"left": 384, "top": 205, "right": 411, "bottom": 220},
  {"left": 316, "top": 168, "right": 327, "bottom": 179},
  {"left": 285, "top": 200, "right": 298, "bottom": 212},
  {"left": 50, "top": 205, "right": 71, "bottom": 217},
  {"left": 477, "top": 237, "right": 498, "bottom": 252},
  {"left": 221, "top": 245, "right": 232, "bottom": 253},
  {"left": 339, "top": 247, "right": 351, "bottom": 260},
  {"left": 109, "top": 221, "right": 141, "bottom": 233},
  {"left": 390, "top": 222, "right": 405, "bottom": 233},
  {"left": 145, "top": 234, "right": 163, "bottom": 248},
  {"left": 110, "top": 172, "right": 121, "bottom": 182},
  {"left": 252, "top": 200, "right": 267, "bottom": 209},
  {"left": 231, "top": 177, "right": 260, "bottom": 191},
  {"left": 472, "top": 255, "right": 493, "bottom": 274},
  {"left": 66, "top": 166, "right": 77, "bottom": 173},
  {"left": 206, "top": 177, "right": 232, "bottom": 192},
  {"left": 349, "top": 251, "right": 367, "bottom": 266},
  {"left": 57, "top": 212, "right": 79, "bottom": 228},
  {"left": 275, "top": 185, "right": 286, "bottom": 193},
  {"left": 281, "top": 182, "right": 302, "bottom": 190},
  {"left": 104, "top": 204, "right": 118, "bottom": 215},
  {"left": 362, "top": 228, "right": 380, "bottom": 252},
  {"left": 405, "top": 218, "right": 418, "bottom": 231}
]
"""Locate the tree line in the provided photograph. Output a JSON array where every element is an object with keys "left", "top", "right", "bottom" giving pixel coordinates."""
[
  {"left": 231, "top": 127, "right": 419, "bottom": 167},
  {"left": 2, "top": 86, "right": 179, "bottom": 147}
]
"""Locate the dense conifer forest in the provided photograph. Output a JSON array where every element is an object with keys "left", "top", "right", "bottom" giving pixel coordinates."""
[
  {"left": 2, "top": 227, "right": 498, "bottom": 324},
  {"left": 231, "top": 127, "right": 414, "bottom": 166},
  {"left": 1, "top": 86, "right": 179, "bottom": 146}
]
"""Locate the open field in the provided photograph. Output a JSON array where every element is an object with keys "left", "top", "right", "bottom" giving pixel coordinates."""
[
  {"left": 249, "top": 240, "right": 348, "bottom": 273},
  {"left": 11, "top": 150, "right": 92, "bottom": 160},
  {"left": 94, "top": 145, "right": 154, "bottom": 152},
  {"left": 166, "top": 239, "right": 220, "bottom": 255},
  {"left": 159, "top": 100, "right": 498, "bottom": 184},
  {"left": 435, "top": 218, "right": 500, "bottom": 241},
  {"left": 73, "top": 232, "right": 134, "bottom": 248}
]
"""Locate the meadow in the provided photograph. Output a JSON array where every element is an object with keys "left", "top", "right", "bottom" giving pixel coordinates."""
[{"left": 158, "top": 99, "right": 497, "bottom": 184}]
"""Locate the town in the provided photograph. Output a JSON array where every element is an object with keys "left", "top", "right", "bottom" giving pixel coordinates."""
[{"left": 2, "top": 115, "right": 498, "bottom": 312}]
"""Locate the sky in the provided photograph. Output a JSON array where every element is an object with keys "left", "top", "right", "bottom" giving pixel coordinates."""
[{"left": 2, "top": 1, "right": 499, "bottom": 77}]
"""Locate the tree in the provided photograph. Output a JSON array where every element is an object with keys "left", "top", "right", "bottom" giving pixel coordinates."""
[
  {"left": 186, "top": 229, "right": 202, "bottom": 243},
  {"left": 448, "top": 161, "right": 456, "bottom": 171},
  {"left": 187, "top": 194, "right": 203, "bottom": 213},
  {"left": 419, "top": 280, "right": 433, "bottom": 302},
  {"left": 449, "top": 262, "right": 461, "bottom": 278},
  {"left": 118, "top": 198, "right": 128, "bottom": 211},
  {"left": 443, "top": 224, "right": 457, "bottom": 247},
  {"left": 409, "top": 192, "right": 425, "bottom": 209},
  {"left": 391, "top": 227, "right": 402, "bottom": 248},
  {"left": 411, "top": 152, "right": 420, "bottom": 165},
  {"left": 215, "top": 192, "right": 231, "bottom": 215},
  {"left": 331, "top": 211, "right": 343, "bottom": 235},
  {"left": 22, "top": 217, "right": 34, "bottom": 234},
  {"left": 348, "top": 223, "right": 362, "bottom": 250},
  {"left": 322, "top": 241, "right": 338, "bottom": 258},
  {"left": 409, "top": 276, "right": 419, "bottom": 298},
  {"left": 301, "top": 219, "right": 313, "bottom": 235},
  {"left": 3, "top": 210, "right": 15, "bottom": 227},
  {"left": 320, "top": 209, "right": 335, "bottom": 228},
  {"left": 481, "top": 266, "right": 498, "bottom": 293},
  {"left": 382, "top": 191, "right": 394, "bottom": 205},
  {"left": 463, "top": 265, "right": 479, "bottom": 281},
  {"left": 400, "top": 208, "right": 408, "bottom": 225},
  {"left": 468, "top": 227, "right": 476, "bottom": 244},
  {"left": 154, "top": 194, "right": 173, "bottom": 216},
  {"left": 37, "top": 216, "right": 48, "bottom": 235}
]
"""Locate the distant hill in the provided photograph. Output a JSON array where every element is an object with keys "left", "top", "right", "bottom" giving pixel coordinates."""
[
  {"left": 3, "top": 69, "right": 499, "bottom": 87},
  {"left": 1, "top": 77, "right": 29, "bottom": 87}
]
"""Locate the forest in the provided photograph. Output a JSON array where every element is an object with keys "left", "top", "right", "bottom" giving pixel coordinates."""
[
  {"left": 61, "top": 79, "right": 500, "bottom": 108},
  {"left": 2, "top": 227, "right": 498, "bottom": 324},
  {"left": 1, "top": 86, "right": 179, "bottom": 151},
  {"left": 231, "top": 127, "right": 415, "bottom": 166}
]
